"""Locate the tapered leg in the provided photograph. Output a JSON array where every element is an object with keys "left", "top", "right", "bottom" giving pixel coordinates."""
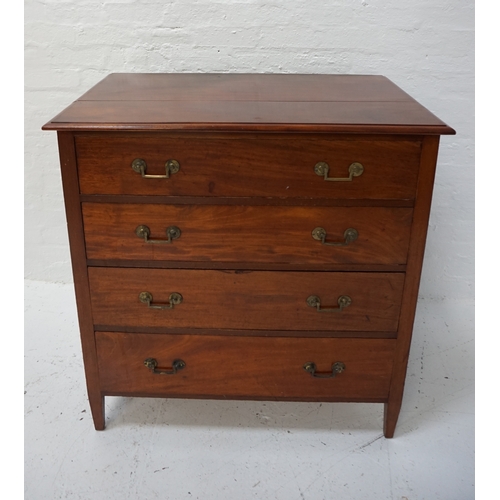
[
  {"left": 89, "top": 394, "right": 105, "bottom": 430},
  {"left": 58, "top": 132, "right": 106, "bottom": 431},
  {"left": 383, "top": 137, "right": 441, "bottom": 440},
  {"left": 383, "top": 401, "right": 401, "bottom": 438}
]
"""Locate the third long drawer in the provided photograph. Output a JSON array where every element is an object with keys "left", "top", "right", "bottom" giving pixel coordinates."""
[{"left": 88, "top": 268, "right": 405, "bottom": 332}]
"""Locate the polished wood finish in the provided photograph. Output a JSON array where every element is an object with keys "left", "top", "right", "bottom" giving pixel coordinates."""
[
  {"left": 76, "top": 133, "right": 421, "bottom": 199},
  {"left": 76, "top": 74, "right": 420, "bottom": 102},
  {"left": 43, "top": 100, "right": 454, "bottom": 134},
  {"left": 82, "top": 204, "right": 413, "bottom": 264},
  {"left": 56, "top": 132, "right": 105, "bottom": 430},
  {"left": 88, "top": 268, "right": 405, "bottom": 331},
  {"left": 384, "top": 136, "right": 442, "bottom": 438},
  {"left": 44, "top": 74, "right": 455, "bottom": 436},
  {"left": 41, "top": 74, "right": 454, "bottom": 135},
  {"left": 96, "top": 332, "right": 396, "bottom": 400}
]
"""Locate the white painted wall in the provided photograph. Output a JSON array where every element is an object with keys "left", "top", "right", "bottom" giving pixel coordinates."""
[{"left": 25, "top": 0, "right": 474, "bottom": 301}]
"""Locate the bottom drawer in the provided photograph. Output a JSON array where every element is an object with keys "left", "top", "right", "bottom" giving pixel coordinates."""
[{"left": 96, "top": 332, "right": 396, "bottom": 401}]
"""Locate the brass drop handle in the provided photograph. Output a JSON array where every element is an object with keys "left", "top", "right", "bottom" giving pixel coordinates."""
[
  {"left": 135, "top": 225, "right": 181, "bottom": 244},
  {"left": 312, "top": 227, "right": 358, "bottom": 246},
  {"left": 131, "top": 158, "right": 180, "bottom": 179},
  {"left": 306, "top": 295, "right": 351, "bottom": 313},
  {"left": 144, "top": 358, "right": 186, "bottom": 375},
  {"left": 139, "top": 291, "right": 183, "bottom": 310},
  {"left": 314, "top": 161, "right": 364, "bottom": 181},
  {"left": 303, "top": 361, "right": 346, "bottom": 378}
]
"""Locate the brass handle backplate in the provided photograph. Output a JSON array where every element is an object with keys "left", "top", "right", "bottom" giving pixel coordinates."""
[
  {"left": 314, "top": 161, "right": 364, "bottom": 182},
  {"left": 131, "top": 158, "right": 180, "bottom": 179},
  {"left": 135, "top": 225, "right": 181, "bottom": 244},
  {"left": 139, "top": 291, "right": 183, "bottom": 310},
  {"left": 306, "top": 295, "right": 352, "bottom": 313},
  {"left": 303, "top": 361, "right": 346, "bottom": 378},
  {"left": 144, "top": 358, "right": 186, "bottom": 375},
  {"left": 312, "top": 227, "right": 358, "bottom": 246}
]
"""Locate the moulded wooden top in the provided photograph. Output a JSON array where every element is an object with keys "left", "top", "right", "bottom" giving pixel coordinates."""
[{"left": 42, "top": 73, "right": 455, "bottom": 134}]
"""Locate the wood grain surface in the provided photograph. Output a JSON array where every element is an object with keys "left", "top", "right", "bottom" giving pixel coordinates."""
[
  {"left": 56, "top": 132, "right": 105, "bottom": 430},
  {"left": 384, "top": 136, "right": 442, "bottom": 438},
  {"left": 88, "top": 268, "right": 405, "bottom": 332},
  {"left": 82, "top": 203, "right": 413, "bottom": 265},
  {"left": 77, "top": 74, "right": 416, "bottom": 102},
  {"left": 76, "top": 133, "right": 421, "bottom": 199},
  {"left": 96, "top": 332, "right": 396, "bottom": 400},
  {"left": 41, "top": 74, "right": 455, "bottom": 134}
]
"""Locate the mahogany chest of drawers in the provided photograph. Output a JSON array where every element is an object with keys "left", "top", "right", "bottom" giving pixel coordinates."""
[{"left": 43, "top": 74, "right": 454, "bottom": 437}]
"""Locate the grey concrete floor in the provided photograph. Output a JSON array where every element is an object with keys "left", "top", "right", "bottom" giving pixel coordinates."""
[{"left": 24, "top": 280, "right": 474, "bottom": 499}]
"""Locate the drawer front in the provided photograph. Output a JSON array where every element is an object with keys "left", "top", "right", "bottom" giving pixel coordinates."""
[
  {"left": 96, "top": 332, "right": 396, "bottom": 400},
  {"left": 76, "top": 133, "right": 421, "bottom": 199},
  {"left": 83, "top": 203, "right": 413, "bottom": 265},
  {"left": 88, "top": 268, "right": 404, "bottom": 331}
]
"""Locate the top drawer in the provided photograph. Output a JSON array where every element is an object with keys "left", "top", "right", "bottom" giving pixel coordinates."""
[{"left": 75, "top": 133, "right": 421, "bottom": 200}]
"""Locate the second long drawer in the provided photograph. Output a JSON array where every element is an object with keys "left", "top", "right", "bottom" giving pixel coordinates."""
[
  {"left": 88, "top": 268, "right": 405, "bottom": 332},
  {"left": 83, "top": 204, "right": 413, "bottom": 265}
]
